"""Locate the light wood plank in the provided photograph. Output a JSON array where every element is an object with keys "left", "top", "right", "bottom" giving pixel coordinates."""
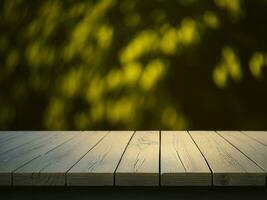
[
  {"left": 67, "top": 131, "right": 134, "bottom": 186},
  {"left": 0, "top": 131, "right": 77, "bottom": 186},
  {"left": 189, "top": 131, "right": 265, "bottom": 186},
  {"left": 161, "top": 131, "right": 211, "bottom": 186},
  {"left": 0, "top": 131, "right": 26, "bottom": 145},
  {"left": 242, "top": 131, "right": 267, "bottom": 146},
  {"left": 218, "top": 131, "right": 267, "bottom": 174},
  {"left": 0, "top": 132, "right": 51, "bottom": 155},
  {"left": 13, "top": 131, "right": 108, "bottom": 186},
  {"left": 115, "top": 131, "right": 159, "bottom": 186}
]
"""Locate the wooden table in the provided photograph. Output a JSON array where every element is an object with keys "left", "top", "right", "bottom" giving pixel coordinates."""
[{"left": 0, "top": 131, "right": 267, "bottom": 186}]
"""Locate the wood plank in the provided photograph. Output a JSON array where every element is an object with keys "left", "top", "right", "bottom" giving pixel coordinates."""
[
  {"left": 218, "top": 131, "right": 267, "bottom": 174},
  {"left": 115, "top": 131, "right": 159, "bottom": 186},
  {"left": 0, "top": 132, "right": 51, "bottom": 155},
  {"left": 242, "top": 131, "right": 267, "bottom": 146},
  {"left": 0, "top": 131, "right": 25, "bottom": 145},
  {"left": 0, "top": 131, "right": 77, "bottom": 186},
  {"left": 189, "top": 131, "right": 265, "bottom": 186},
  {"left": 67, "top": 131, "right": 134, "bottom": 186},
  {"left": 161, "top": 131, "right": 211, "bottom": 186},
  {"left": 13, "top": 131, "right": 108, "bottom": 186}
]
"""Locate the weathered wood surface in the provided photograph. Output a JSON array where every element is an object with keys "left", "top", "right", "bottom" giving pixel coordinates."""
[
  {"left": 0, "top": 131, "right": 25, "bottom": 144},
  {"left": 0, "top": 131, "right": 50, "bottom": 155},
  {"left": 67, "top": 131, "right": 134, "bottom": 186},
  {"left": 242, "top": 131, "right": 267, "bottom": 146},
  {"left": 0, "top": 131, "right": 78, "bottom": 185},
  {"left": 115, "top": 131, "right": 159, "bottom": 186},
  {"left": 161, "top": 131, "right": 211, "bottom": 186},
  {"left": 189, "top": 131, "right": 265, "bottom": 186},
  {"left": 13, "top": 131, "right": 108, "bottom": 186},
  {"left": 0, "top": 130, "right": 267, "bottom": 186},
  {"left": 218, "top": 131, "right": 267, "bottom": 174}
]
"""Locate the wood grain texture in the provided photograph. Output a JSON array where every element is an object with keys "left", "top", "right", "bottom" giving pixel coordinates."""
[
  {"left": 161, "top": 131, "right": 211, "bottom": 186},
  {"left": 13, "top": 131, "right": 108, "bottom": 186},
  {"left": 189, "top": 131, "right": 265, "bottom": 186},
  {"left": 0, "top": 130, "right": 267, "bottom": 187},
  {"left": 67, "top": 131, "right": 134, "bottom": 186},
  {"left": 0, "top": 132, "right": 50, "bottom": 155},
  {"left": 0, "top": 131, "right": 77, "bottom": 186},
  {"left": 115, "top": 131, "right": 159, "bottom": 186},
  {"left": 218, "top": 131, "right": 267, "bottom": 173},
  {"left": 242, "top": 131, "right": 267, "bottom": 146},
  {"left": 0, "top": 131, "right": 24, "bottom": 144}
]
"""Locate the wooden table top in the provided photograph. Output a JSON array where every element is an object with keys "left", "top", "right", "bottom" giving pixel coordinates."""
[{"left": 0, "top": 131, "right": 266, "bottom": 186}]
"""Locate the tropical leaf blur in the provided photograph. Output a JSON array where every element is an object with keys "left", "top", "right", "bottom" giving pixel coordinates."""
[{"left": 0, "top": 0, "right": 267, "bottom": 130}]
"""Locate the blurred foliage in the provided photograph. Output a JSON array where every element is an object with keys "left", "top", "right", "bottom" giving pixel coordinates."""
[{"left": 0, "top": 0, "right": 267, "bottom": 130}]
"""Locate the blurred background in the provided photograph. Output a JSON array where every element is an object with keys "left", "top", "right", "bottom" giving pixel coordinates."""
[{"left": 0, "top": 0, "right": 267, "bottom": 130}]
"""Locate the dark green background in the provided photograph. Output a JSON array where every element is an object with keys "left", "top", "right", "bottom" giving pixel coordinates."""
[{"left": 0, "top": 0, "right": 267, "bottom": 130}]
